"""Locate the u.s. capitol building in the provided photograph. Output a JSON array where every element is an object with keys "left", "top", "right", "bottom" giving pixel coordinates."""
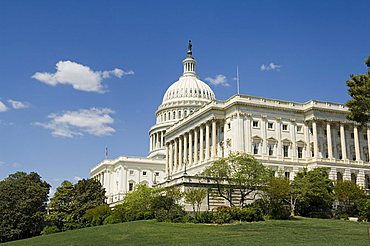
[{"left": 90, "top": 42, "right": 370, "bottom": 207}]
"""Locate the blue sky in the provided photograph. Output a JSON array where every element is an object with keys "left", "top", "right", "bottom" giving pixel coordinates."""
[{"left": 0, "top": 0, "right": 369, "bottom": 192}]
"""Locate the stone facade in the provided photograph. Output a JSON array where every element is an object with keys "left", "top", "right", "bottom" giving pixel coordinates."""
[{"left": 90, "top": 42, "right": 370, "bottom": 208}]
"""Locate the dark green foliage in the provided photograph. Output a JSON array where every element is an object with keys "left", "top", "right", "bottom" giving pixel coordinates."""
[
  {"left": 46, "top": 178, "right": 106, "bottom": 231},
  {"left": 346, "top": 56, "right": 370, "bottom": 125},
  {"left": 40, "top": 226, "right": 60, "bottom": 235},
  {"left": 294, "top": 168, "right": 334, "bottom": 218},
  {"left": 82, "top": 204, "right": 111, "bottom": 227},
  {"left": 334, "top": 181, "right": 367, "bottom": 217},
  {"left": 0, "top": 172, "right": 50, "bottom": 243}
]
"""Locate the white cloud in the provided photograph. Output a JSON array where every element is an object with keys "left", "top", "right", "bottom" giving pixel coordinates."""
[
  {"left": 34, "top": 107, "right": 115, "bottom": 138},
  {"left": 74, "top": 176, "right": 82, "bottom": 182},
  {"left": 0, "top": 101, "right": 8, "bottom": 112},
  {"left": 32, "top": 61, "right": 134, "bottom": 93},
  {"left": 205, "top": 74, "right": 230, "bottom": 86},
  {"left": 260, "top": 62, "right": 282, "bottom": 71},
  {"left": 8, "top": 99, "right": 30, "bottom": 109}
]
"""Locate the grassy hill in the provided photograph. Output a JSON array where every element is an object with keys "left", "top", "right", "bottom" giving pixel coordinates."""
[{"left": 4, "top": 217, "right": 370, "bottom": 246}]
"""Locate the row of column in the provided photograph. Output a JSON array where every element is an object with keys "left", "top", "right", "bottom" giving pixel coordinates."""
[
  {"left": 166, "top": 120, "right": 219, "bottom": 176},
  {"left": 313, "top": 121, "right": 370, "bottom": 162},
  {"left": 150, "top": 130, "right": 165, "bottom": 151}
]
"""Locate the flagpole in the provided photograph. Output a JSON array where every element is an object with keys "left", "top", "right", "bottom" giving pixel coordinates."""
[
  {"left": 105, "top": 146, "right": 108, "bottom": 159},
  {"left": 237, "top": 65, "right": 240, "bottom": 95}
]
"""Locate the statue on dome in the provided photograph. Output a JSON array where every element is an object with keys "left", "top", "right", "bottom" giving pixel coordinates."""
[{"left": 187, "top": 40, "right": 192, "bottom": 56}]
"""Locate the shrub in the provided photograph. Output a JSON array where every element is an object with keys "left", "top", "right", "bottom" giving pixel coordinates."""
[
  {"left": 41, "top": 226, "right": 60, "bottom": 235},
  {"left": 195, "top": 211, "right": 214, "bottom": 224}
]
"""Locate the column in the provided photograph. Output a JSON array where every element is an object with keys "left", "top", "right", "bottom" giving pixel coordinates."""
[
  {"left": 276, "top": 119, "right": 282, "bottom": 157},
  {"left": 312, "top": 121, "right": 319, "bottom": 158},
  {"left": 212, "top": 120, "right": 217, "bottom": 158},
  {"left": 340, "top": 123, "right": 347, "bottom": 160},
  {"left": 150, "top": 134, "right": 153, "bottom": 151},
  {"left": 367, "top": 128, "right": 370, "bottom": 162},
  {"left": 156, "top": 133, "right": 159, "bottom": 148},
  {"left": 174, "top": 139, "right": 178, "bottom": 172},
  {"left": 262, "top": 117, "right": 267, "bottom": 155},
  {"left": 189, "top": 131, "right": 193, "bottom": 166},
  {"left": 160, "top": 131, "right": 163, "bottom": 148},
  {"left": 200, "top": 125, "right": 204, "bottom": 162},
  {"left": 184, "top": 134, "right": 188, "bottom": 167},
  {"left": 169, "top": 143, "right": 173, "bottom": 175},
  {"left": 291, "top": 122, "right": 297, "bottom": 158},
  {"left": 194, "top": 128, "right": 198, "bottom": 164},
  {"left": 305, "top": 122, "right": 311, "bottom": 158},
  {"left": 326, "top": 122, "right": 333, "bottom": 159},
  {"left": 245, "top": 116, "right": 251, "bottom": 153},
  {"left": 354, "top": 125, "right": 361, "bottom": 161},
  {"left": 205, "top": 122, "right": 210, "bottom": 160},
  {"left": 179, "top": 137, "right": 183, "bottom": 171},
  {"left": 166, "top": 144, "right": 169, "bottom": 177}
]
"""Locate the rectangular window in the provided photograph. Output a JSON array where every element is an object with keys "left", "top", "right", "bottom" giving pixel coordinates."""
[
  {"left": 268, "top": 122, "right": 274, "bottom": 129},
  {"left": 364, "top": 134, "right": 368, "bottom": 140},
  {"left": 297, "top": 125, "right": 303, "bottom": 133},
  {"left": 129, "top": 183, "right": 134, "bottom": 191},
  {"left": 143, "top": 171, "right": 147, "bottom": 176},
  {"left": 324, "top": 130, "right": 327, "bottom": 136},
  {"left": 351, "top": 133, "right": 354, "bottom": 139},
  {"left": 129, "top": 170, "right": 134, "bottom": 175},
  {"left": 282, "top": 124, "right": 288, "bottom": 131},
  {"left": 285, "top": 172, "right": 290, "bottom": 180},
  {"left": 283, "top": 145, "right": 289, "bottom": 157},
  {"left": 298, "top": 147, "right": 303, "bottom": 158},
  {"left": 253, "top": 143, "right": 259, "bottom": 154},
  {"left": 253, "top": 121, "right": 259, "bottom": 128},
  {"left": 268, "top": 144, "right": 274, "bottom": 156}
]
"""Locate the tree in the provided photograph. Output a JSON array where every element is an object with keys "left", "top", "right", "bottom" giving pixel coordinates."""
[
  {"left": 294, "top": 168, "right": 334, "bottom": 218},
  {"left": 46, "top": 181, "right": 74, "bottom": 231},
  {"left": 184, "top": 188, "right": 208, "bottom": 215},
  {"left": 47, "top": 178, "right": 106, "bottom": 231},
  {"left": 334, "top": 180, "right": 367, "bottom": 216},
  {"left": 201, "top": 153, "right": 271, "bottom": 207},
  {"left": 346, "top": 56, "right": 370, "bottom": 125},
  {"left": 0, "top": 172, "right": 50, "bottom": 243}
]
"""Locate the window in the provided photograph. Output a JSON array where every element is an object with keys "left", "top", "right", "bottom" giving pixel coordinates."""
[
  {"left": 143, "top": 171, "right": 147, "bottom": 176},
  {"left": 297, "top": 125, "right": 303, "bottom": 133},
  {"left": 253, "top": 143, "right": 259, "bottom": 154},
  {"left": 129, "top": 170, "right": 134, "bottom": 175},
  {"left": 268, "top": 122, "right": 274, "bottom": 129},
  {"left": 364, "top": 134, "right": 368, "bottom": 140},
  {"left": 282, "top": 124, "right": 288, "bottom": 131},
  {"left": 298, "top": 147, "right": 303, "bottom": 158},
  {"left": 268, "top": 144, "right": 274, "bottom": 156},
  {"left": 252, "top": 121, "right": 259, "bottom": 128},
  {"left": 271, "top": 171, "right": 276, "bottom": 177},
  {"left": 227, "top": 122, "right": 231, "bottom": 130},
  {"left": 128, "top": 182, "right": 134, "bottom": 191},
  {"left": 351, "top": 133, "right": 354, "bottom": 139},
  {"left": 283, "top": 145, "right": 289, "bottom": 157},
  {"left": 324, "top": 130, "right": 327, "bottom": 136},
  {"left": 285, "top": 172, "right": 290, "bottom": 180},
  {"left": 155, "top": 172, "right": 159, "bottom": 176}
]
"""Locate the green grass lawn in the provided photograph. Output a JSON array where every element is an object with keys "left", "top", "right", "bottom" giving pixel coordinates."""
[{"left": 4, "top": 217, "right": 370, "bottom": 246}]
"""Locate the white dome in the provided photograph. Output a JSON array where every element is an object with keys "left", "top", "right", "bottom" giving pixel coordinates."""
[{"left": 162, "top": 75, "right": 215, "bottom": 104}]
